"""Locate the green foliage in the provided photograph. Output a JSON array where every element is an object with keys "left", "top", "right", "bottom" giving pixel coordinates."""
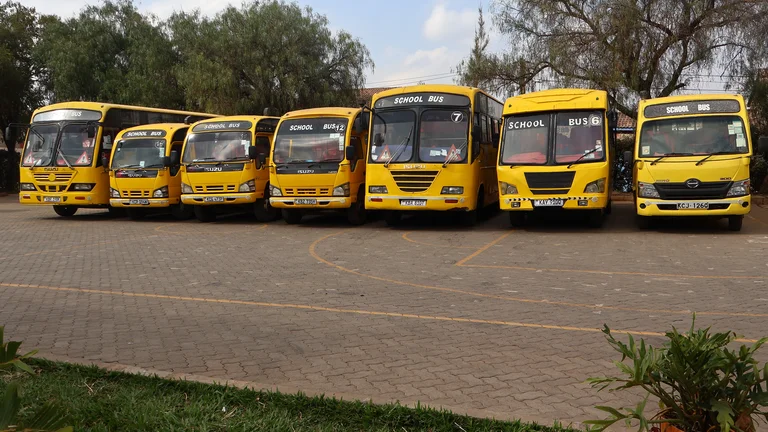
[
  {"left": 586, "top": 317, "right": 768, "bottom": 432},
  {"left": 169, "top": 0, "right": 373, "bottom": 115}
]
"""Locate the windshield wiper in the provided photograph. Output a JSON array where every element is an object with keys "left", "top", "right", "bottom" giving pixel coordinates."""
[
  {"left": 384, "top": 125, "right": 414, "bottom": 168},
  {"left": 650, "top": 152, "right": 693, "bottom": 165},
  {"left": 56, "top": 148, "right": 73, "bottom": 169},
  {"left": 443, "top": 139, "right": 468, "bottom": 168},
  {"left": 567, "top": 147, "right": 600, "bottom": 169},
  {"left": 695, "top": 151, "right": 733, "bottom": 166},
  {"left": 191, "top": 157, "right": 218, "bottom": 162}
]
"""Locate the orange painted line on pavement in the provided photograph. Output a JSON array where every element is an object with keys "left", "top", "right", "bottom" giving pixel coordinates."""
[
  {"left": 309, "top": 231, "right": 768, "bottom": 318},
  {"left": 400, "top": 231, "right": 475, "bottom": 249},
  {"left": 747, "top": 214, "right": 768, "bottom": 227},
  {"left": 454, "top": 232, "right": 512, "bottom": 266},
  {"left": 4, "top": 281, "right": 752, "bottom": 341}
]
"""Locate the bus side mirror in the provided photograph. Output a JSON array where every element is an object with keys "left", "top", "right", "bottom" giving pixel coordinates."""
[
  {"left": 170, "top": 149, "right": 180, "bottom": 166},
  {"left": 759, "top": 136, "right": 768, "bottom": 155},
  {"left": 248, "top": 146, "right": 258, "bottom": 160},
  {"left": 373, "top": 132, "right": 383, "bottom": 146},
  {"left": 101, "top": 154, "right": 110, "bottom": 169},
  {"left": 623, "top": 150, "right": 633, "bottom": 165},
  {"left": 86, "top": 124, "right": 96, "bottom": 139},
  {"left": 257, "top": 152, "right": 267, "bottom": 169},
  {"left": 4, "top": 126, "right": 12, "bottom": 145},
  {"left": 471, "top": 129, "right": 482, "bottom": 143},
  {"left": 345, "top": 146, "right": 356, "bottom": 161}
]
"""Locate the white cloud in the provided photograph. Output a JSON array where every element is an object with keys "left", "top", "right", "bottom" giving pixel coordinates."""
[
  {"left": 423, "top": 3, "right": 476, "bottom": 42},
  {"left": 25, "top": 0, "right": 234, "bottom": 19},
  {"left": 366, "top": 46, "right": 464, "bottom": 87}
]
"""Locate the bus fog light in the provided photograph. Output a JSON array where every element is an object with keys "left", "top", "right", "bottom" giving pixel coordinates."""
[
  {"left": 333, "top": 183, "right": 350, "bottom": 197},
  {"left": 181, "top": 183, "right": 193, "bottom": 194},
  {"left": 726, "top": 179, "right": 749, "bottom": 197},
  {"left": 583, "top": 178, "right": 605, "bottom": 193},
  {"left": 500, "top": 182, "right": 518, "bottom": 195},
  {"left": 637, "top": 182, "right": 659, "bottom": 198},
  {"left": 578, "top": 200, "right": 588, "bottom": 206},
  {"left": 512, "top": 202, "right": 521, "bottom": 208},
  {"left": 20, "top": 183, "right": 36, "bottom": 191},
  {"left": 153, "top": 186, "right": 169, "bottom": 198},
  {"left": 440, "top": 186, "right": 463, "bottom": 195},
  {"left": 269, "top": 184, "right": 282, "bottom": 196},
  {"left": 239, "top": 180, "right": 256, "bottom": 192},
  {"left": 369, "top": 185, "right": 388, "bottom": 194},
  {"left": 70, "top": 183, "right": 95, "bottom": 191}
]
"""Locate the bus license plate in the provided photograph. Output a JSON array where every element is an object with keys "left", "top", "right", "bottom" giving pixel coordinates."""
[
  {"left": 129, "top": 199, "right": 150, "bottom": 205},
  {"left": 677, "top": 202, "right": 709, "bottom": 210},
  {"left": 400, "top": 199, "right": 426, "bottom": 207},
  {"left": 204, "top": 196, "right": 225, "bottom": 203},
  {"left": 295, "top": 199, "right": 317, "bottom": 205},
  {"left": 533, "top": 199, "right": 564, "bottom": 207},
  {"left": 43, "top": 196, "right": 61, "bottom": 203}
]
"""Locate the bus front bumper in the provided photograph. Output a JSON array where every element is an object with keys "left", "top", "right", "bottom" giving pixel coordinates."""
[
  {"left": 181, "top": 193, "right": 259, "bottom": 206},
  {"left": 19, "top": 191, "right": 107, "bottom": 206},
  {"left": 366, "top": 195, "right": 472, "bottom": 211},
  {"left": 270, "top": 197, "right": 351, "bottom": 209},
  {"left": 499, "top": 195, "right": 608, "bottom": 211},
  {"left": 637, "top": 196, "right": 750, "bottom": 216},
  {"left": 110, "top": 198, "right": 178, "bottom": 208}
]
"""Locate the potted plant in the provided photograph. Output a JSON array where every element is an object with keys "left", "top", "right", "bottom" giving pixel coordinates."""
[{"left": 585, "top": 316, "right": 768, "bottom": 432}]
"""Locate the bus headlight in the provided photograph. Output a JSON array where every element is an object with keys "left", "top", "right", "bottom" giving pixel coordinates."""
[
  {"left": 333, "top": 183, "right": 350, "bottom": 197},
  {"left": 70, "top": 183, "right": 95, "bottom": 191},
  {"left": 153, "top": 186, "right": 169, "bottom": 198},
  {"left": 726, "top": 179, "right": 750, "bottom": 197},
  {"left": 239, "top": 180, "right": 256, "bottom": 192},
  {"left": 269, "top": 184, "right": 282, "bottom": 197},
  {"left": 109, "top": 188, "right": 120, "bottom": 198},
  {"left": 637, "top": 182, "right": 660, "bottom": 198},
  {"left": 20, "top": 183, "right": 36, "bottom": 191},
  {"left": 440, "top": 186, "right": 464, "bottom": 195},
  {"left": 499, "top": 182, "right": 518, "bottom": 195},
  {"left": 369, "top": 185, "right": 388, "bottom": 194},
  {"left": 584, "top": 178, "right": 606, "bottom": 193},
  {"left": 181, "top": 183, "right": 193, "bottom": 194}
]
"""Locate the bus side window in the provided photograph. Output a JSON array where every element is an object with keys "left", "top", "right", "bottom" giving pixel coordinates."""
[
  {"left": 98, "top": 128, "right": 118, "bottom": 167},
  {"left": 255, "top": 136, "right": 271, "bottom": 158},
  {"left": 491, "top": 118, "right": 500, "bottom": 148},
  {"left": 472, "top": 113, "right": 481, "bottom": 160},
  {"left": 170, "top": 142, "right": 182, "bottom": 176},
  {"left": 481, "top": 114, "right": 490, "bottom": 144}
]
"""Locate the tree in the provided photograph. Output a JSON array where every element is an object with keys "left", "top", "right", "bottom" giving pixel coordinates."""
[
  {"left": 35, "top": 0, "right": 185, "bottom": 109},
  {"left": 0, "top": 1, "right": 41, "bottom": 150},
  {"left": 168, "top": 0, "right": 374, "bottom": 115},
  {"left": 470, "top": 0, "right": 768, "bottom": 117}
]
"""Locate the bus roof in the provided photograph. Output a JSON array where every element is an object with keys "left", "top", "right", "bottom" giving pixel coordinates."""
[
  {"left": 639, "top": 93, "right": 744, "bottom": 108},
  {"left": 503, "top": 88, "right": 609, "bottom": 115},
  {"left": 191, "top": 115, "right": 280, "bottom": 126},
  {"left": 31, "top": 101, "right": 219, "bottom": 118},
  {"left": 372, "top": 84, "right": 500, "bottom": 103},
  {"left": 281, "top": 107, "right": 362, "bottom": 119},
  {"left": 119, "top": 123, "right": 189, "bottom": 132}
]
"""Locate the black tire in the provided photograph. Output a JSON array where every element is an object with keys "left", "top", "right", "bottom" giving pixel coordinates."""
[
  {"left": 107, "top": 206, "right": 125, "bottom": 217},
  {"left": 587, "top": 210, "right": 605, "bottom": 228},
  {"left": 604, "top": 199, "right": 612, "bottom": 215},
  {"left": 346, "top": 190, "right": 367, "bottom": 226},
  {"left": 509, "top": 212, "right": 526, "bottom": 227},
  {"left": 636, "top": 215, "right": 651, "bottom": 230},
  {"left": 194, "top": 206, "right": 216, "bottom": 222},
  {"left": 282, "top": 209, "right": 303, "bottom": 224},
  {"left": 728, "top": 215, "right": 743, "bottom": 231},
  {"left": 53, "top": 206, "right": 77, "bottom": 217},
  {"left": 254, "top": 185, "right": 280, "bottom": 222},
  {"left": 126, "top": 208, "right": 145, "bottom": 220},
  {"left": 384, "top": 211, "right": 401, "bottom": 227},
  {"left": 170, "top": 203, "right": 194, "bottom": 220}
]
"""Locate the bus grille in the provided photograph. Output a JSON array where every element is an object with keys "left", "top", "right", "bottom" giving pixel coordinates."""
[
  {"left": 283, "top": 187, "right": 331, "bottom": 196},
  {"left": 123, "top": 190, "right": 151, "bottom": 197},
  {"left": 654, "top": 181, "right": 730, "bottom": 200},
  {"left": 40, "top": 185, "right": 67, "bottom": 192},
  {"left": 524, "top": 172, "right": 575, "bottom": 189},
  {"left": 531, "top": 189, "right": 569, "bottom": 195},
  {"left": 33, "top": 173, "right": 73, "bottom": 182},
  {"left": 193, "top": 185, "right": 236, "bottom": 193},
  {"left": 391, "top": 170, "right": 439, "bottom": 193}
]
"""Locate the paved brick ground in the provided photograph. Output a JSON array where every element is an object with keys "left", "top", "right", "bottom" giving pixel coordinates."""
[{"left": 2, "top": 195, "right": 768, "bottom": 427}]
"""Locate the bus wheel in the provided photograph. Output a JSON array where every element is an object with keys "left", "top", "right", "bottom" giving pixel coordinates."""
[
  {"left": 509, "top": 212, "right": 526, "bottom": 227},
  {"left": 384, "top": 211, "right": 401, "bottom": 227},
  {"left": 53, "top": 206, "right": 78, "bottom": 217},
  {"left": 107, "top": 206, "right": 126, "bottom": 217},
  {"left": 459, "top": 189, "right": 483, "bottom": 226},
  {"left": 346, "top": 190, "right": 367, "bottom": 226},
  {"left": 728, "top": 215, "right": 743, "bottom": 231},
  {"left": 171, "top": 203, "right": 194, "bottom": 220},
  {"left": 587, "top": 210, "right": 605, "bottom": 228},
  {"left": 605, "top": 199, "right": 612, "bottom": 215},
  {"left": 255, "top": 187, "right": 280, "bottom": 222},
  {"left": 194, "top": 206, "right": 216, "bottom": 222},
  {"left": 636, "top": 215, "right": 651, "bottom": 230},
  {"left": 126, "top": 208, "right": 145, "bottom": 220},
  {"left": 282, "top": 209, "right": 303, "bottom": 225}
]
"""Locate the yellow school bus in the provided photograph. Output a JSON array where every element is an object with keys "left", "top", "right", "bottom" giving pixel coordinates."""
[
  {"left": 269, "top": 107, "right": 369, "bottom": 225},
  {"left": 108, "top": 123, "right": 192, "bottom": 220},
  {"left": 497, "top": 89, "right": 614, "bottom": 227},
  {"left": 629, "top": 94, "right": 754, "bottom": 231},
  {"left": 13, "top": 102, "right": 217, "bottom": 217},
  {"left": 365, "top": 85, "right": 502, "bottom": 226},
  {"left": 179, "top": 115, "right": 280, "bottom": 222}
]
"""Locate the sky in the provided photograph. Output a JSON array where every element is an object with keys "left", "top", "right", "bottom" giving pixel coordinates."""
[{"left": 24, "top": 0, "right": 506, "bottom": 90}]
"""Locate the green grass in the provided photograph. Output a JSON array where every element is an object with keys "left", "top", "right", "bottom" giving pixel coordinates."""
[{"left": 0, "top": 358, "right": 577, "bottom": 432}]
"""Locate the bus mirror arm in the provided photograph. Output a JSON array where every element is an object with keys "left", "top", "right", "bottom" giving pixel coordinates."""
[{"left": 758, "top": 136, "right": 768, "bottom": 156}]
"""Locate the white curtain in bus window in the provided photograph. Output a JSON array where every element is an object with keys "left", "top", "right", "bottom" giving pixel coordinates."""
[
  {"left": 554, "top": 111, "right": 604, "bottom": 163},
  {"left": 418, "top": 109, "right": 469, "bottom": 163},
  {"left": 58, "top": 124, "right": 96, "bottom": 166},
  {"left": 501, "top": 114, "right": 549, "bottom": 164}
]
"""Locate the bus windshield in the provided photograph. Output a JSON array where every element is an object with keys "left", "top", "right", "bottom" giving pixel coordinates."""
[
  {"left": 112, "top": 139, "right": 166, "bottom": 169},
  {"left": 58, "top": 124, "right": 96, "bottom": 166},
  {"left": 182, "top": 131, "right": 252, "bottom": 163},
  {"left": 370, "top": 110, "right": 415, "bottom": 163},
  {"left": 638, "top": 115, "right": 748, "bottom": 157},
  {"left": 418, "top": 109, "right": 469, "bottom": 163},
  {"left": 21, "top": 124, "right": 58, "bottom": 167},
  {"left": 273, "top": 118, "right": 348, "bottom": 163},
  {"left": 500, "top": 114, "right": 549, "bottom": 164},
  {"left": 554, "top": 111, "right": 605, "bottom": 163}
]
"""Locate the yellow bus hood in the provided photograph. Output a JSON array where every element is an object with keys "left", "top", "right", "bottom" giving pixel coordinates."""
[{"left": 640, "top": 156, "right": 749, "bottom": 183}]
